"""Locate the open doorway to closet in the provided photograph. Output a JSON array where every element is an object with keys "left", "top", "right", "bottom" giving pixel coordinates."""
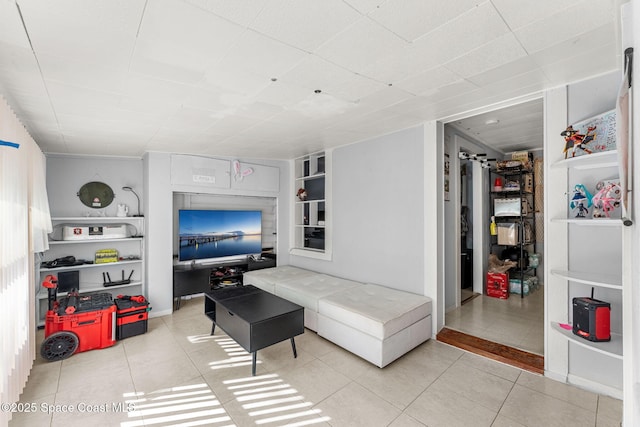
[{"left": 441, "top": 98, "right": 545, "bottom": 360}]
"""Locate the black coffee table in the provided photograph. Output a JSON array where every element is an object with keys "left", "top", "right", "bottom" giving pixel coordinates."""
[{"left": 204, "top": 285, "right": 304, "bottom": 376}]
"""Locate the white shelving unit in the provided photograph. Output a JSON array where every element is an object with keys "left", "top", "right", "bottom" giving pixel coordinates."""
[
  {"left": 546, "top": 142, "right": 625, "bottom": 396},
  {"left": 291, "top": 151, "right": 331, "bottom": 259},
  {"left": 37, "top": 217, "right": 145, "bottom": 326}
]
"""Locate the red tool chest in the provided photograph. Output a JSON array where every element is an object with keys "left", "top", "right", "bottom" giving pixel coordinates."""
[
  {"left": 44, "top": 293, "right": 116, "bottom": 354},
  {"left": 115, "top": 297, "right": 150, "bottom": 340},
  {"left": 486, "top": 272, "right": 509, "bottom": 299}
]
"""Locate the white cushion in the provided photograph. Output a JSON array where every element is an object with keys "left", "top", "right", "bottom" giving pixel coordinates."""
[
  {"left": 318, "top": 313, "right": 431, "bottom": 367},
  {"left": 243, "top": 266, "right": 315, "bottom": 294},
  {"left": 277, "top": 274, "right": 363, "bottom": 313},
  {"left": 318, "top": 283, "right": 432, "bottom": 340}
]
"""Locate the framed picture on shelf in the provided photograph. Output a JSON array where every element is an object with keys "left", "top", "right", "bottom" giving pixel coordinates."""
[{"left": 561, "top": 109, "right": 616, "bottom": 158}]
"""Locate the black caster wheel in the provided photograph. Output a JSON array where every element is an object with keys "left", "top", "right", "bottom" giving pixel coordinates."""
[{"left": 40, "top": 331, "right": 79, "bottom": 361}]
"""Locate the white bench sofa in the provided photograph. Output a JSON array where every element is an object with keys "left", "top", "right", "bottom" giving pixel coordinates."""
[{"left": 243, "top": 266, "right": 432, "bottom": 368}]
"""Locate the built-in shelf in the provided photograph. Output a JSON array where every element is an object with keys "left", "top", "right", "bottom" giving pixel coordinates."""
[
  {"left": 39, "top": 259, "right": 142, "bottom": 272},
  {"left": 551, "top": 218, "right": 623, "bottom": 226},
  {"left": 550, "top": 269, "right": 622, "bottom": 289},
  {"left": 292, "top": 151, "right": 330, "bottom": 259},
  {"left": 37, "top": 281, "right": 144, "bottom": 300},
  {"left": 51, "top": 216, "right": 143, "bottom": 221},
  {"left": 551, "top": 150, "right": 618, "bottom": 169},
  {"left": 49, "top": 237, "right": 143, "bottom": 245},
  {"left": 551, "top": 322, "right": 623, "bottom": 359},
  {"left": 295, "top": 172, "right": 325, "bottom": 181}
]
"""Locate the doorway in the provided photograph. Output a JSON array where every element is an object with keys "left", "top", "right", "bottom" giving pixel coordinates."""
[
  {"left": 442, "top": 98, "right": 545, "bottom": 357},
  {"left": 459, "top": 158, "right": 475, "bottom": 304}
]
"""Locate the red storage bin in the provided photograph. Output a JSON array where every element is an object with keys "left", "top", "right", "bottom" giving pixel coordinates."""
[
  {"left": 486, "top": 272, "right": 509, "bottom": 299},
  {"left": 115, "top": 298, "right": 150, "bottom": 340}
]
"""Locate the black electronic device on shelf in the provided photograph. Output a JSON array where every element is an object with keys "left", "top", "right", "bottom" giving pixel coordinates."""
[{"left": 103, "top": 270, "right": 134, "bottom": 287}]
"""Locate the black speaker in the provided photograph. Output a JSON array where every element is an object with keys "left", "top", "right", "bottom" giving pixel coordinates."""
[{"left": 57, "top": 270, "right": 79, "bottom": 292}]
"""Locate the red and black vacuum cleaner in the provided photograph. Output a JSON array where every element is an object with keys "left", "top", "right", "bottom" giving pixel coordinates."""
[{"left": 40, "top": 274, "right": 117, "bottom": 361}]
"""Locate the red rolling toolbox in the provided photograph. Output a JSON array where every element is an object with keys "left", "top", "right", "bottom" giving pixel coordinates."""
[
  {"left": 41, "top": 286, "right": 116, "bottom": 361},
  {"left": 115, "top": 296, "right": 150, "bottom": 340}
]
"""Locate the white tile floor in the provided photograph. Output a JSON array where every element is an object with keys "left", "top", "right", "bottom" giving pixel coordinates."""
[
  {"left": 446, "top": 285, "right": 545, "bottom": 355},
  {"left": 10, "top": 295, "right": 621, "bottom": 427}
]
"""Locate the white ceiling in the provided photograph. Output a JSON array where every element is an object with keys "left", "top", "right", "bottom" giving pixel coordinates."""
[
  {"left": 0, "top": 0, "right": 626, "bottom": 159},
  {"left": 449, "top": 98, "right": 544, "bottom": 154}
]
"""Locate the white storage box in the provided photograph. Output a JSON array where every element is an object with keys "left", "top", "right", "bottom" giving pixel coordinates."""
[
  {"left": 494, "top": 198, "right": 521, "bottom": 217},
  {"left": 62, "top": 224, "right": 128, "bottom": 240}
]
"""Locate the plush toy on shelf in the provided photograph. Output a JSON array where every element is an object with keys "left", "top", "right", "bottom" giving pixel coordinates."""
[{"left": 296, "top": 188, "right": 307, "bottom": 201}]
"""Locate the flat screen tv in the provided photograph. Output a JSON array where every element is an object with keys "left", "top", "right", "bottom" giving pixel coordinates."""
[{"left": 178, "top": 209, "right": 262, "bottom": 262}]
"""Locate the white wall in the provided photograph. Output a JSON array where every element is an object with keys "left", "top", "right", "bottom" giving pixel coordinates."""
[
  {"left": 289, "top": 125, "right": 427, "bottom": 295},
  {"left": 46, "top": 155, "right": 143, "bottom": 218}
]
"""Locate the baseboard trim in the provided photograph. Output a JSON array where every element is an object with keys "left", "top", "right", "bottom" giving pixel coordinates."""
[{"left": 436, "top": 327, "right": 544, "bottom": 374}]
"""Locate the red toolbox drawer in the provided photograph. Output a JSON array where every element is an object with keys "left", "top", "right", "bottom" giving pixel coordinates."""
[
  {"left": 115, "top": 298, "right": 150, "bottom": 340},
  {"left": 486, "top": 272, "right": 509, "bottom": 299}
]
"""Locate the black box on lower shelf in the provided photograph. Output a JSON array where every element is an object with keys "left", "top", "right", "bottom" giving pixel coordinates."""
[{"left": 115, "top": 298, "right": 150, "bottom": 340}]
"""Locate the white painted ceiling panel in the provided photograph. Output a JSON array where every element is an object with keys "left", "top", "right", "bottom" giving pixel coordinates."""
[
  {"left": 315, "top": 17, "right": 408, "bottom": 78},
  {"left": 540, "top": 42, "right": 620, "bottom": 84},
  {"left": 0, "top": 1, "right": 626, "bottom": 158},
  {"left": 394, "top": 66, "right": 461, "bottom": 96},
  {"left": 343, "top": 0, "right": 386, "bottom": 15},
  {"left": 135, "top": 0, "right": 244, "bottom": 74},
  {"left": 491, "top": 0, "right": 583, "bottom": 31},
  {"left": 279, "top": 55, "right": 385, "bottom": 102},
  {"left": 181, "top": 0, "right": 269, "bottom": 27},
  {"left": 530, "top": 23, "right": 618, "bottom": 70},
  {"left": 249, "top": 0, "right": 361, "bottom": 52},
  {"left": 465, "top": 56, "right": 543, "bottom": 87},
  {"left": 368, "top": 0, "right": 484, "bottom": 42},
  {"left": 0, "top": 0, "right": 31, "bottom": 47},
  {"left": 410, "top": 2, "right": 510, "bottom": 69},
  {"left": 17, "top": 0, "right": 143, "bottom": 64},
  {"left": 444, "top": 33, "right": 528, "bottom": 79},
  {"left": 219, "top": 30, "right": 308, "bottom": 79},
  {"left": 514, "top": 0, "right": 623, "bottom": 54}
]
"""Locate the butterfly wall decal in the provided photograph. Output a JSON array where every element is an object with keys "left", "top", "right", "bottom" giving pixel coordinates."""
[{"left": 233, "top": 160, "right": 254, "bottom": 182}]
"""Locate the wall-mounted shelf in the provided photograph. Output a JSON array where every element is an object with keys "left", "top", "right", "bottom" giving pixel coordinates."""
[
  {"left": 551, "top": 150, "right": 618, "bottom": 170},
  {"left": 550, "top": 269, "right": 621, "bottom": 289},
  {"left": 49, "top": 237, "right": 143, "bottom": 245},
  {"left": 551, "top": 322, "right": 623, "bottom": 360},
  {"left": 550, "top": 218, "right": 623, "bottom": 226}
]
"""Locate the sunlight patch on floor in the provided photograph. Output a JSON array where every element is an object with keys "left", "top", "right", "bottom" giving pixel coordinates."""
[{"left": 224, "top": 374, "right": 330, "bottom": 426}]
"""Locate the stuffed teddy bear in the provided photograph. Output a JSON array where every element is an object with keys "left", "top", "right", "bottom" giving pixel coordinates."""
[{"left": 297, "top": 188, "right": 307, "bottom": 201}]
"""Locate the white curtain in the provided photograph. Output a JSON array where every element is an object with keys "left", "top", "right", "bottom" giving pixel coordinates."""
[{"left": 0, "top": 95, "right": 51, "bottom": 426}]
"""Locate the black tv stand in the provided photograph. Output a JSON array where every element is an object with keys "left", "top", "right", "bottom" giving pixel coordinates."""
[{"left": 173, "top": 254, "right": 276, "bottom": 310}]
